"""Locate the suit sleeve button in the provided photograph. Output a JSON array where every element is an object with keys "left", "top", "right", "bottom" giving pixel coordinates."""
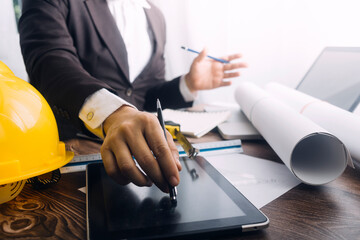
[{"left": 126, "top": 88, "right": 132, "bottom": 97}]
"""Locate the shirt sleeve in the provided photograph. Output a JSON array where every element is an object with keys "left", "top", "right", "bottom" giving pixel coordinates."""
[
  {"left": 179, "top": 75, "right": 198, "bottom": 102},
  {"left": 79, "top": 88, "right": 136, "bottom": 138}
]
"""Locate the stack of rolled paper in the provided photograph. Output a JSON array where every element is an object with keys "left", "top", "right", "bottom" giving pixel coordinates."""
[{"left": 235, "top": 82, "right": 359, "bottom": 185}]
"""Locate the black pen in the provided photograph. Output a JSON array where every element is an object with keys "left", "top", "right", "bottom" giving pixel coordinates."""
[{"left": 157, "top": 99, "right": 177, "bottom": 204}]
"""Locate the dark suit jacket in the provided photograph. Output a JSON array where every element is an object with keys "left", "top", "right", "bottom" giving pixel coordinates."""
[{"left": 19, "top": 0, "right": 192, "bottom": 139}]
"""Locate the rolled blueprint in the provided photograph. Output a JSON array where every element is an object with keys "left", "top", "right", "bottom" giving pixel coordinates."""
[
  {"left": 235, "top": 82, "right": 350, "bottom": 185},
  {"left": 266, "top": 82, "right": 359, "bottom": 165}
]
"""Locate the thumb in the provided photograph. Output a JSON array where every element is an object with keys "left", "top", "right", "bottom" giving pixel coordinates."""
[{"left": 195, "top": 47, "right": 208, "bottom": 62}]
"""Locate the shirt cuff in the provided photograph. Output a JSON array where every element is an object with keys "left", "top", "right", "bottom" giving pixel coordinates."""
[
  {"left": 79, "top": 88, "right": 136, "bottom": 137},
  {"left": 179, "top": 75, "right": 197, "bottom": 102}
]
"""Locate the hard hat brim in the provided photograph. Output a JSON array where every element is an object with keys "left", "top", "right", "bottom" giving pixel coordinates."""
[{"left": 0, "top": 143, "right": 74, "bottom": 185}]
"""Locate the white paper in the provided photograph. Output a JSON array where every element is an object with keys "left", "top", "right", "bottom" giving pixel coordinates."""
[
  {"left": 235, "top": 82, "right": 349, "bottom": 185},
  {"left": 162, "top": 109, "right": 231, "bottom": 138},
  {"left": 206, "top": 153, "right": 301, "bottom": 208},
  {"left": 266, "top": 82, "right": 360, "bottom": 164},
  {"left": 354, "top": 104, "right": 360, "bottom": 115},
  {"left": 78, "top": 187, "right": 86, "bottom": 194}
]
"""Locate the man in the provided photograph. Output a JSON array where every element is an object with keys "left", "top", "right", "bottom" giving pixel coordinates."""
[{"left": 19, "top": 0, "right": 246, "bottom": 193}]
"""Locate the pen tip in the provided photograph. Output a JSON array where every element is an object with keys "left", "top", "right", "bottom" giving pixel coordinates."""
[
  {"left": 181, "top": 46, "right": 186, "bottom": 50},
  {"left": 171, "top": 199, "right": 177, "bottom": 206},
  {"left": 157, "top": 98, "right": 161, "bottom": 108}
]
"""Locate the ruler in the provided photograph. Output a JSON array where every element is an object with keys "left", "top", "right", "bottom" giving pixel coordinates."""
[
  {"left": 178, "top": 139, "right": 242, "bottom": 156},
  {"left": 60, "top": 139, "right": 242, "bottom": 174}
]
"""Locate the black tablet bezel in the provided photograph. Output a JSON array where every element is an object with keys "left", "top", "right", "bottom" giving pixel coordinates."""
[{"left": 87, "top": 156, "right": 269, "bottom": 239}]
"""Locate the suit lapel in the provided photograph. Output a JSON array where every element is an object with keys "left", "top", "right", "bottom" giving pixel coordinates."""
[{"left": 84, "top": 0, "right": 130, "bottom": 81}]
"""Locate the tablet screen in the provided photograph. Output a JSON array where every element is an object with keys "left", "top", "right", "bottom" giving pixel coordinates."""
[
  {"left": 87, "top": 156, "right": 268, "bottom": 239},
  {"left": 102, "top": 158, "right": 245, "bottom": 231}
]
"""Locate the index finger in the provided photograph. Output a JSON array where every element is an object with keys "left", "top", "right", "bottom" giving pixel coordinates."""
[
  {"left": 222, "top": 53, "right": 243, "bottom": 62},
  {"left": 145, "top": 121, "right": 180, "bottom": 188}
]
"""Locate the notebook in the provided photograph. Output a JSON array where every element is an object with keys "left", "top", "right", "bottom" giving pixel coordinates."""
[{"left": 162, "top": 109, "right": 231, "bottom": 138}]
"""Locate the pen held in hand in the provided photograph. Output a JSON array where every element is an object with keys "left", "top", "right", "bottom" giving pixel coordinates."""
[
  {"left": 181, "top": 46, "right": 230, "bottom": 64},
  {"left": 157, "top": 99, "right": 178, "bottom": 205}
]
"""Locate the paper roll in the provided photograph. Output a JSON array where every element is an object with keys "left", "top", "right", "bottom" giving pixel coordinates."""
[
  {"left": 235, "top": 82, "right": 349, "bottom": 185},
  {"left": 266, "top": 82, "right": 360, "bottom": 164}
]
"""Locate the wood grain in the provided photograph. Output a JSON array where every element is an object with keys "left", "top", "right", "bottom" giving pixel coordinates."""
[
  {"left": 259, "top": 167, "right": 360, "bottom": 240},
  {"left": 0, "top": 173, "right": 86, "bottom": 239}
]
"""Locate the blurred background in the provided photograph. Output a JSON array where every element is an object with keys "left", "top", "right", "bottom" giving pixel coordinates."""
[
  {"left": 1, "top": 0, "right": 360, "bottom": 108},
  {"left": 0, "top": 0, "right": 26, "bottom": 80}
]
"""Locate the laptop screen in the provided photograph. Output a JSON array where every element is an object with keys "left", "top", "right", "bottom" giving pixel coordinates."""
[{"left": 296, "top": 47, "right": 360, "bottom": 112}]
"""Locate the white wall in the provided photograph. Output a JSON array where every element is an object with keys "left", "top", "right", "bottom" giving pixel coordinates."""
[
  {"left": 152, "top": 0, "right": 360, "bottom": 106},
  {"left": 0, "top": 0, "right": 27, "bottom": 80}
]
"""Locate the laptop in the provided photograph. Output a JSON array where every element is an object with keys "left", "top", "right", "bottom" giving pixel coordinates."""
[{"left": 218, "top": 47, "right": 360, "bottom": 140}]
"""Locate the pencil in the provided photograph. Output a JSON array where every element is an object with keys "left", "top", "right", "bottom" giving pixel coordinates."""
[{"left": 181, "top": 46, "right": 230, "bottom": 64}]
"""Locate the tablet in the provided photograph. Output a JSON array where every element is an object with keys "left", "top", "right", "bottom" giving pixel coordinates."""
[{"left": 86, "top": 156, "right": 269, "bottom": 239}]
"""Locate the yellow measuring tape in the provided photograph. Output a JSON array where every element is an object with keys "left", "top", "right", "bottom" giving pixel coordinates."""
[
  {"left": 165, "top": 121, "right": 199, "bottom": 158},
  {"left": 26, "top": 169, "right": 61, "bottom": 189}
]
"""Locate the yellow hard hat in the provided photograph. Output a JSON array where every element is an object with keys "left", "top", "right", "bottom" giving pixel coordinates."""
[{"left": 0, "top": 61, "right": 74, "bottom": 204}]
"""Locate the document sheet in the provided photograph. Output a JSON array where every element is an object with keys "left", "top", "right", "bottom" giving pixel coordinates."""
[{"left": 207, "top": 153, "right": 301, "bottom": 208}]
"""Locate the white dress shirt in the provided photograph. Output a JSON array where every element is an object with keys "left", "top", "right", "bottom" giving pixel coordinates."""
[
  {"left": 108, "top": 0, "right": 152, "bottom": 83},
  {"left": 79, "top": 0, "right": 196, "bottom": 138}
]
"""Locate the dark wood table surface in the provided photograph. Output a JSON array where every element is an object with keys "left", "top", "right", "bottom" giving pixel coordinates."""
[{"left": 1, "top": 133, "right": 360, "bottom": 240}]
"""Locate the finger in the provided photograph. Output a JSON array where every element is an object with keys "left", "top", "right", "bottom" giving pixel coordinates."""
[
  {"left": 196, "top": 47, "right": 208, "bottom": 62},
  {"left": 145, "top": 120, "right": 180, "bottom": 188},
  {"left": 224, "top": 62, "right": 248, "bottom": 71},
  {"left": 110, "top": 138, "right": 152, "bottom": 187},
  {"left": 223, "top": 72, "right": 241, "bottom": 79},
  {"left": 101, "top": 145, "right": 130, "bottom": 185},
  {"left": 127, "top": 130, "right": 168, "bottom": 192},
  {"left": 166, "top": 131, "right": 182, "bottom": 171},
  {"left": 219, "top": 80, "right": 232, "bottom": 87},
  {"left": 221, "top": 53, "right": 242, "bottom": 62}
]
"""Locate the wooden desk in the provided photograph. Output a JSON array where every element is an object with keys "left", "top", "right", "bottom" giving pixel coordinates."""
[{"left": 1, "top": 134, "right": 360, "bottom": 239}]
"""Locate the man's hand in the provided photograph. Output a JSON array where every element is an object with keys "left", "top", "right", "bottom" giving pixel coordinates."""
[
  {"left": 185, "top": 48, "right": 247, "bottom": 92},
  {"left": 101, "top": 105, "right": 182, "bottom": 193}
]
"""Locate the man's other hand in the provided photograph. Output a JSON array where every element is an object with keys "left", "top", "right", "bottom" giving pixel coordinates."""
[{"left": 185, "top": 48, "right": 247, "bottom": 92}]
